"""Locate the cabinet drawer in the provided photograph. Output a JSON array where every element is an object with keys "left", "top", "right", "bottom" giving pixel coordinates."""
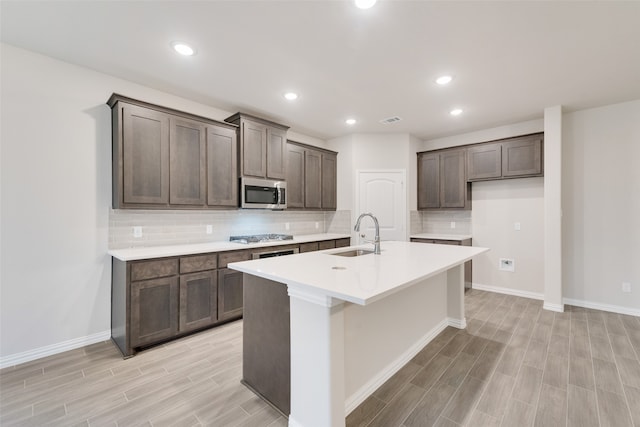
[
  {"left": 180, "top": 254, "right": 218, "bottom": 274},
  {"left": 410, "top": 238, "right": 435, "bottom": 244},
  {"left": 335, "top": 238, "right": 351, "bottom": 248},
  {"left": 131, "top": 259, "right": 178, "bottom": 281},
  {"left": 299, "top": 242, "right": 319, "bottom": 253},
  {"left": 218, "top": 250, "right": 251, "bottom": 268},
  {"left": 433, "top": 240, "right": 461, "bottom": 246},
  {"left": 318, "top": 240, "right": 336, "bottom": 250}
]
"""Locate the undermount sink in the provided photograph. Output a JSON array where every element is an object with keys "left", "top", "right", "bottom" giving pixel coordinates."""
[{"left": 330, "top": 249, "right": 374, "bottom": 257}]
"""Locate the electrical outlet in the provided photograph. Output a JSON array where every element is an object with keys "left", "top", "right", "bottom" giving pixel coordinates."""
[
  {"left": 514, "top": 222, "right": 521, "bottom": 231},
  {"left": 622, "top": 282, "right": 631, "bottom": 293},
  {"left": 315, "top": 222, "right": 319, "bottom": 230},
  {"left": 285, "top": 222, "right": 290, "bottom": 231},
  {"left": 450, "top": 221, "right": 456, "bottom": 229},
  {"left": 499, "top": 258, "right": 515, "bottom": 272},
  {"left": 133, "top": 226, "right": 142, "bottom": 238},
  {"left": 206, "top": 225, "right": 213, "bottom": 234}
]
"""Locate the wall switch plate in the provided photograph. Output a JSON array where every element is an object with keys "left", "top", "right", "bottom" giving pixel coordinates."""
[
  {"left": 450, "top": 221, "right": 456, "bottom": 229},
  {"left": 206, "top": 225, "right": 213, "bottom": 234},
  {"left": 622, "top": 282, "right": 631, "bottom": 293},
  {"left": 285, "top": 222, "right": 290, "bottom": 230},
  {"left": 133, "top": 226, "right": 142, "bottom": 238},
  {"left": 514, "top": 222, "right": 521, "bottom": 231},
  {"left": 499, "top": 258, "right": 515, "bottom": 272}
]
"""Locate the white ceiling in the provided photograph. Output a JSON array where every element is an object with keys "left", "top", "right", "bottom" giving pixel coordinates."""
[{"left": 2, "top": 1, "right": 640, "bottom": 141}]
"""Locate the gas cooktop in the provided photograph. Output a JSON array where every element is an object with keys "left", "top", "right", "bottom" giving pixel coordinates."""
[{"left": 229, "top": 234, "right": 294, "bottom": 244}]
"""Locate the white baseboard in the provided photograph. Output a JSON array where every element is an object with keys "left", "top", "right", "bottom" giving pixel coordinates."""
[
  {"left": 543, "top": 302, "right": 565, "bottom": 313},
  {"left": 344, "top": 319, "right": 448, "bottom": 415},
  {"left": 447, "top": 317, "right": 467, "bottom": 329},
  {"left": 0, "top": 330, "right": 111, "bottom": 369},
  {"left": 563, "top": 298, "right": 640, "bottom": 317},
  {"left": 288, "top": 415, "right": 302, "bottom": 427},
  {"left": 472, "top": 283, "right": 544, "bottom": 300}
]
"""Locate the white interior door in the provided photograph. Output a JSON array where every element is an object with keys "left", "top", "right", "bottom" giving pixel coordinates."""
[{"left": 356, "top": 170, "right": 406, "bottom": 242}]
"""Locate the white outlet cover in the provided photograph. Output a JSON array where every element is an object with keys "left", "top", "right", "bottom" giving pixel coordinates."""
[
  {"left": 499, "top": 258, "right": 515, "bottom": 272},
  {"left": 514, "top": 222, "right": 521, "bottom": 231},
  {"left": 133, "top": 226, "right": 142, "bottom": 238},
  {"left": 206, "top": 225, "right": 213, "bottom": 234},
  {"left": 622, "top": 282, "right": 631, "bottom": 293},
  {"left": 450, "top": 221, "right": 456, "bottom": 229},
  {"left": 285, "top": 222, "right": 290, "bottom": 230},
  {"left": 315, "top": 222, "right": 319, "bottom": 229}
]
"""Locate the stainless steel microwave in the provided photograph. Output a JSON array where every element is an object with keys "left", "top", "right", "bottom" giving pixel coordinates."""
[{"left": 240, "top": 177, "right": 287, "bottom": 209}]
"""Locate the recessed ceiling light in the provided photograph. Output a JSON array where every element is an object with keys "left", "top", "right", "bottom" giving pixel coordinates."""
[
  {"left": 345, "top": 118, "right": 357, "bottom": 125},
  {"left": 284, "top": 92, "right": 298, "bottom": 101},
  {"left": 450, "top": 108, "right": 463, "bottom": 116},
  {"left": 436, "top": 75, "right": 453, "bottom": 85},
  {"left": 355, "top": 0, "right": 377, "bottom": 9},
  {"left": 171, "top": 41, "right": 195, "bottom": 56}
]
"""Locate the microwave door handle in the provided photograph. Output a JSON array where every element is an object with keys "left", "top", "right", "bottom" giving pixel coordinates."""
[{"left": 277, "top": 188, "right": 283, "bottom": 206}]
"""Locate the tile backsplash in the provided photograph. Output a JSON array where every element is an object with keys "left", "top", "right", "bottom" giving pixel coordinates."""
[
  {"left": 415, "top": 210, "right": 472, "bottom": 235},
  {"left": 109, "top": 209, "right": 352, "bottom": 249}
]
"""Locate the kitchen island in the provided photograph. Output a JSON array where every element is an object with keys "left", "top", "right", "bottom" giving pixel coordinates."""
[{"left": 228, "top": 240, "right": 488, "bottom": 427}]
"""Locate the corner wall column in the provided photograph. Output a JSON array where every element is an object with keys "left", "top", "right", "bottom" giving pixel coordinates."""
[{"left": 543, "top": 105, "right": 564, "bottom": 312}]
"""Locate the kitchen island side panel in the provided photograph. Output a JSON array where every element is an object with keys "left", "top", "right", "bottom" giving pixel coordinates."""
[
  {"left": 111, "top": 258, "right": 130, "bottom": 357},
  {"left": 343, "top": 271, "right": 447, "bottom": 408},
  {"left": 242, "top": 274, "right": 291, "bottom": 415}
]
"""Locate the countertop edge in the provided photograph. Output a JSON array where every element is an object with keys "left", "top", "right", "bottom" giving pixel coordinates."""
[{"left": 108, "top": 233, "right": 351, "bottom": 261}]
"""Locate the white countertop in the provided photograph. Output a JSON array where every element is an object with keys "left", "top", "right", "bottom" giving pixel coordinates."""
[
  {"left": 228, "top": 240, "right": 488, "bottom": 306},
  {"left": 108, "top": 233, "right": 350, "bottom": 261},
  {"left": 410, "top": 233, "right": 473, "bottom": 241}
]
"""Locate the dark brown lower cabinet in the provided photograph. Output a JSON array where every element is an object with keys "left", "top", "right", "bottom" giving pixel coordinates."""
[
  {"left": 130, "top": 277, "right": 179, "bottom": 348},
  {"left": 218, "top": 268, "right": 244, "bottom": 321},
  {"left": 111, "top": 237, "right": 350, "bottom": 358},
  {"left": 179, "top": 271, "right": 217, "bottom": 332}
]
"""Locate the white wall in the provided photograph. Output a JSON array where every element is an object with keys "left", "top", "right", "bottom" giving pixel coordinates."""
[
  {"left": 0, "top": 44, "right": 326, "bottom": 363},
  {"left": 472, "top": 178, "right": 545, "bottom": 296},
  {"left": 562, "top": 100, "right": 640, "bottom": 313}
]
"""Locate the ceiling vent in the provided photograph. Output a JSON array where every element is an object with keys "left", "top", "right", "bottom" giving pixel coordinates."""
[{"left": 380, "top": 116, "right": 402, "bottom": 124}]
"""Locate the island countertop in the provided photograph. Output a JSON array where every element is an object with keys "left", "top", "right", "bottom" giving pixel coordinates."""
[{"left": 228, "top": 240, "right": 488, "bottom": 305}]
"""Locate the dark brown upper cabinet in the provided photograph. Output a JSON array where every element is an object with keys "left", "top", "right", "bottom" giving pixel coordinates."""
[
  {"left": 467, "top": 133, "right": 544, "bottom": 181},
  {"left": 321, "top": 152, "right": 337, "bottom": 210},
  {"left": 225, "top": 113, "right": 289, "bottom": 180},
  {"left": 169, "top": 117, "right": 206, "bottom": 206},
  {"left": 119, "top": 103, "right": 170, "bottom": 206},
  {"left": 418, "top": 148, "right": 470, "bottom": 210},
  {"left": 108, "top": 94, "right": 239, "bottom": 210},
  {"left": 206, "top": 125, "right": 238, "bottom": 207},
  {"left": 286, "top": 141, "right": 338, "bottom": 211}
]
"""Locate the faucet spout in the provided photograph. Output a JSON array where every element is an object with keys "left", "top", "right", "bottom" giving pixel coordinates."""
[{"left": 354, "top": 212, "right": 381, "bottom": 254}]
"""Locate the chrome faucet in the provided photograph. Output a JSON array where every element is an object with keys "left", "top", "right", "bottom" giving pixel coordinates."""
[{"left": 354, "top": 212, "right": 381, "bottom": 254}]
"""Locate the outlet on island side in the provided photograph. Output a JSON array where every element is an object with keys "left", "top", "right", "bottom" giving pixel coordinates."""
[{"left": 622, "top": 282, "right": 631, "bottom": 293}]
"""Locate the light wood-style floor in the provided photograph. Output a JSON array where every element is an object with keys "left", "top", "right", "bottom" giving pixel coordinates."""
[
  {"left": 347, "top": 289, "right": 640, "bottom": 427},
  {"left": 1, "top": 290, "right": 639, "bottom": 426}
]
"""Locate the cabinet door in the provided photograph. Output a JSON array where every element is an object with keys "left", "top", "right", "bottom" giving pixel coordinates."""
[
  {"left": 130, "top": 277, "right": 178, "bottom": 348},
  {"left": 122, "top": 104, "right": 170, "bottom": 205},
  {"left": 502, "top": 135, "right": 543, "bottom": 177},
  {"left": 318, "top": 240, "right": 336, "bottom": 250},
  {"left": 299, "top": 242, "right": 319, "bottom": 253},
  {"left": 241, "top": 119, "right": 267, "bottom": 178},
  {"left": 321, "top": 152, "right": 337, "bottom": 210},
  {"left": 304, "top": 150, "right": 322, "bottom": 209},
  {"left": 286, "top": 144, "right": 305, "bottom": 208},
  {"left": 169, "top": 116, "right": 206, "bottom": 205},
  {"left": 218, "top": 268, "right": 244, "bottom": 321},
  {"left": 207, "top": 125, "right": 238, "bottom": 207},
  {"left": 417, "top": 153, "right": 440, "bottom": 209},
  {"left": 467, "top": 143, "right": 502, "bottom": 181},
  {"left": 179, "top": 271, "right": 217, "bottom": 332},
  {"left": 267, "top": 127, "right": 287, "bottom": 180},
  {"left": 440, "top": 149, "right": 467, "bottom": 208}
]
